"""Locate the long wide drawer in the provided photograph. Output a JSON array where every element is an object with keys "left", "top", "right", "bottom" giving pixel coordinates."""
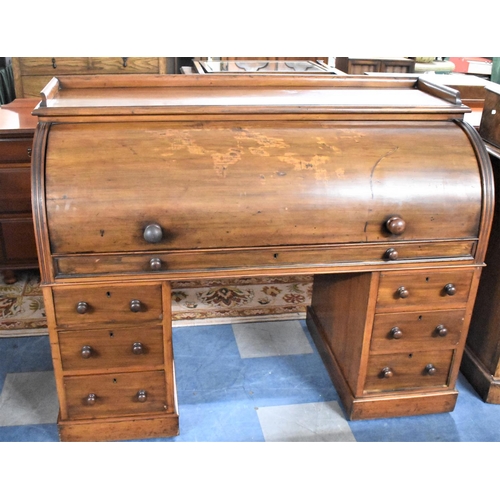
[
  {"left": 53, "top": 241, "right": 476, "bottom": 277},
  {"left": 0, "top": 219, "right": 38, "bottom": 262},
  {"left": 63, "top": 370, "right": 168, "bottom": 419},
  {"left": 52, "top": 283, "right": 163, "bottom": 328},
  {"left": 18, "top": 57, "right": 161, "bottom": 75},
  {"left": 0, "top": 137, "right": 33, "bottom": 163},
  {"left": 0, "top": 168, "right": 32, "bottom": 213},
  {"left": 59, "top": 325, "right": 165, "bottom": 372}
]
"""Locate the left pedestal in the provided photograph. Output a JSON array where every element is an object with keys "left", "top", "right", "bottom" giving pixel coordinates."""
[{"left": 43, "top": 282, "right": 179, "bottom": 442}]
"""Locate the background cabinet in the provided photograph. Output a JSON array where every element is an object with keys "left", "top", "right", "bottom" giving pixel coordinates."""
[
  {"left": 0, "top": 98, "right": 39, "bottom": 282},
  {"left": 12, "top": 57, "right": 168, "bottom": 98},
  {"left": 335, "top": 57, "right": 415, "bottom": 74}
]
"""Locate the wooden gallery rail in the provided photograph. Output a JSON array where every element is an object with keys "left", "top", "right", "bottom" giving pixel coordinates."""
[{"left": 30, "top": 74, "right": 494, "bottom": 441}]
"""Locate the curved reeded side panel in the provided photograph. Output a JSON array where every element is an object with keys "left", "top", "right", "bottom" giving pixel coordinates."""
[
  {"left": 456, "top": 119, "right": 495, "bottom": 265},
  {"left": 30, "top": 121, "right": 53, "bottom": 284}
]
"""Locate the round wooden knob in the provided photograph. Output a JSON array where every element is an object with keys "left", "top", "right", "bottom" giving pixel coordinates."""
[
  {"left": 425, "top": 364, "right": 437, "bottom": 375},
  {"left": 81, "top": 345, "right": 92, "bottom": 358},
  {"left": 384, "top": 248, "right": 399, "bottom": 260},
  {"left": 150, "top": 257, "right": 162, "bottom": 270},
  {"left": 132, "top": 342, "right": 143, "bottom": 355},
  {"left": 129, "top": 299, "right": 142, "bottom": 312},
  {"left": 436, "top": 325, "right": 448, "bottom": 337},
  {"left": 381, "top": 367, "right": 393, "bottom": 378},
  {"left": 143, "top": 223, "right": 163, "bottom": 243},
  {"left": 386, "top": 216, "right": 406, "bottom": 235},
  {"left": 87, "top": 393, "right": 96, "bottom": 405},
  {"left": 76, "top": 301, "right": 89, "bottom": 314},
  {"left": 137, "top": 390, "right": 147, "bottom": 402},
  {"left": 390, "top": 327, "right": 403, "bottom": 339},
  {"left": 444, "top": 283, "right": 456, "bottom": 296},
  {"left": 397, "top": 286, "right": 409, "bottom": 298}
]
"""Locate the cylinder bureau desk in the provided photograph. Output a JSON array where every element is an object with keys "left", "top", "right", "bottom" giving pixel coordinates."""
[{"left": 30, "top": 74, "right": 494, "bottom": 442}]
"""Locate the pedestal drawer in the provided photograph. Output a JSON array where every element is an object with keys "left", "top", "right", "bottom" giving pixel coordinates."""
[
  {"left": 19, "top": 57, "right": 89, "bottom": 74},
  {"left": 52, "top": 283, "right": 162, "bottom": 328},
  {"left": 0, "top": 169, "right": 32, "bottom": 213},
  {"left": 0, "top": 138, "right": 33, "bottom": 162},
  {"left": 371, "top": 310, "right": 466, "bottom": 353},
  {"left": 59, "top": 326, "right": 165, "bottom": 372},
  {"left": 364, "top": 350, "right": 454, "bottom": 393},
  {"left": 64, "top": 370, "right": 168, "bottom": 419},
  {"left": 376, "top": 270, "right": 474, "bottom": 312}
]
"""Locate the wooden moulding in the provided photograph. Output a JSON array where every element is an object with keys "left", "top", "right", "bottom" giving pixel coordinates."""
[{"left": 58, "top": 412, "right": 179, "bottom": 442}]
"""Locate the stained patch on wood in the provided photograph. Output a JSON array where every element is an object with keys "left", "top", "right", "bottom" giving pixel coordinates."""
[{"left": 277, "top": 154, "right": 330, "bottom": 180}]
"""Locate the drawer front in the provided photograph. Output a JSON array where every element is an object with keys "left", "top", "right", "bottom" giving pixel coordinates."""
[
  {"left": 19, "top": 76, "right": 54, "bottom": 98},
  {"left": 376, "top": 270, "right": 474, "bottom": 312},
  {"left": 44, "top": 121, "right": 482, "bottom": 254},
  {"left": 0, "top": 219, "right": 37, "bottom": 262},
  {"left": 53, "top": 240, "right": 476, "bottom": 277},
  {"left": 364, "top": 350, "right": 454, "bottom": 392},
  {"left": 59, "top": 326, "right": 165, "bottom": 371},
  {"left": 371, "top": 309, "right": 465, "bottom": 353},
  {"left": 52, "top": 284, "right": 162, "bottom": 328},
  {"left": 0, "top": 168, "right": 32, "bottom": 213},
  {"left": 0, "top": 138, "right": 33, "bottom": 163},
  {"left": 64, "top": 370, "right": 167, "bottom": 419},
  {"left": 19, "top": 57, "right": 90, "bottom": 75},
  {"left": 19, "top": 57, "right": 160, "bottom": 76},
  {"left": 88, "top": 57, "right": 160, "bottom": 74}
]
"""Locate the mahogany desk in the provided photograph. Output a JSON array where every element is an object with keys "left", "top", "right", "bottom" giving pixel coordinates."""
[
  {"left": 0, "top": 99, "right": 39, "bottom": 283},
  {"left": 30, "top": 74, "right": 493, "bottom": 441}
]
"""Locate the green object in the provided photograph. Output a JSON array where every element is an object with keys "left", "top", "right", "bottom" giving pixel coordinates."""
[
  {"left": 0, "top": 64, "right": 16, "bottom": 104},
  {"left": 492, "top": 57, "right": 500, "bottom": 84}
]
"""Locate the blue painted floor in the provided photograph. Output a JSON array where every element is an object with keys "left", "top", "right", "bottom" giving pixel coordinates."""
[{"left": 1, "top": 319, "right": 500, "bottom": 442}]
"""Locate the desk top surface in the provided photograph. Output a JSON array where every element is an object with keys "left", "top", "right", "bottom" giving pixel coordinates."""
[{"left": 0, "top": 98, "right": 38, "bottom": 132}]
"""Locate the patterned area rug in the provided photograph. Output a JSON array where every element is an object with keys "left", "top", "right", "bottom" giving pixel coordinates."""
[
  {"left": 0, "top": 271, "right": 313, "bottom": 336},
  {"left": 171, "top": 275, "right": 313, "bottom": 326},
  {"left": 0, "top": 271, "right": 47, "bottom": 337}
]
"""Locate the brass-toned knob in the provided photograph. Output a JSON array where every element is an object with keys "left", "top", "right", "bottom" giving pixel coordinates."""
[
  {"left": 137, "top": 390, "right": 147, "bottom": 402},
  {"left": 143, "top": 223, "right": 163, "bottom": 243},
  {"left": 76, "top": 301, "right": 89, "bottom": 314},
  {"left": 87, "top": 393, "right": 96, "bottom": 405},
  {"left": 384, "top": 248, "right": 399, "bottom": 260},
  {"left": 381, "top": 367, "right": 393, "bottom": 378},
  {"left": 149, "top": 257, "right": 162, "bottom": 270},
  {"left": 397, "top": 286, "right": 409, "bottom": 298},
  {"left": 436, "top": 325, "right": 448, "bottom": 337},
  {"left": 386, "top": 216, "right": 406, "bottom": 235},
  {"left": 444, "top": 283, "right": 456, "bottom": 296},
  {"left": 129, "top": 299, "right": 142, "bottom": 312},
  {"left": 81, "top": 345, "right": 92, "bottom": 358},
  {"left": 390, "top": 327, "right": 403, "bottom": 339},
  {"left": 425, "top": 364, "right": 437, "bottom": 375},
  {"left": 132, "top": 342, "right": 143, "bottom": 355}
]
